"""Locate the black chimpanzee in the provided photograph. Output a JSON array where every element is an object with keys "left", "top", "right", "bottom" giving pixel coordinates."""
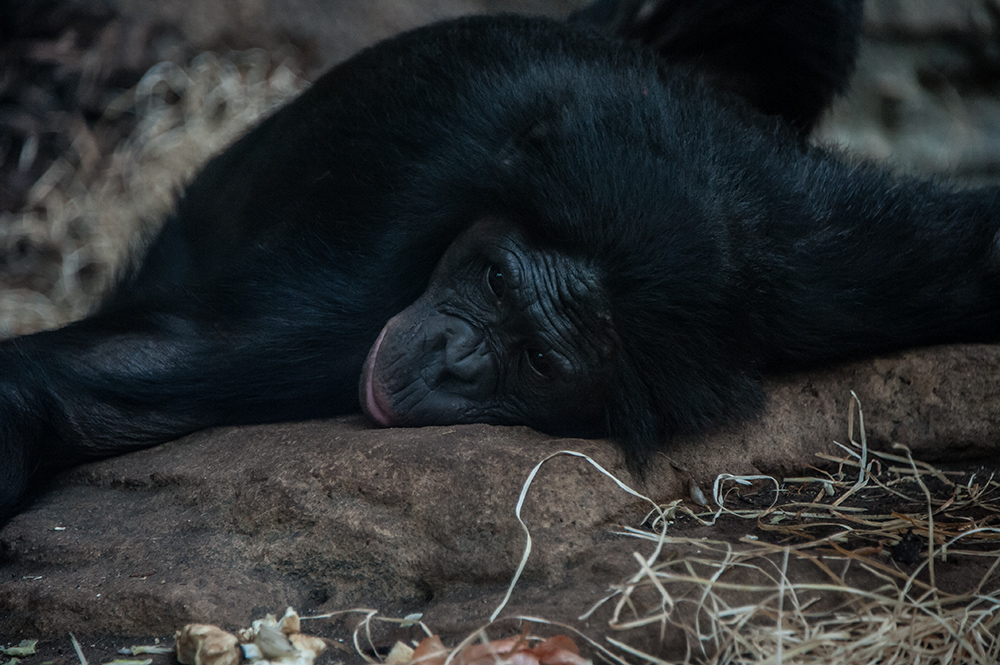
[{"left": 3, "top": 0, "right": 998, "bottom": 523}]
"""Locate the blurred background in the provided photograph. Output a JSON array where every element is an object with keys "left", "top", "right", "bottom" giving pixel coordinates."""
[{"left": 1, "top": 0, "right": 998, "bottom": 336}]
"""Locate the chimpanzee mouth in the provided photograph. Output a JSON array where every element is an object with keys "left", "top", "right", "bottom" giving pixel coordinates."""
[{"left": 359, "top": 326, "right": 396, "bottom": 427}]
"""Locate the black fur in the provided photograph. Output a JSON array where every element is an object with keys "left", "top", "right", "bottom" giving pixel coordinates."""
[
  {"left": 570, "top": 0, "right": 864, "bottom": 133},
  {"left": 4, "top": 0, "right": 995, "bottom": 523}
]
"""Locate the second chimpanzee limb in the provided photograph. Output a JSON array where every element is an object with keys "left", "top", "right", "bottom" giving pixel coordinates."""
[
  {"left": 749, "top": 169, "right": 1000, "bottom": 367},
  {"left": 571, "top": 0, "right": 864, "bottom": 133}
]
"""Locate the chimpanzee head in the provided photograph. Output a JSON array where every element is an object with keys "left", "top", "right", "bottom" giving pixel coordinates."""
[
  {"left": 360, "top": 217, "right": 616, "bottom": 439},
  {"left": 360, "top": 183, "right": 763, "bottom": 468}
]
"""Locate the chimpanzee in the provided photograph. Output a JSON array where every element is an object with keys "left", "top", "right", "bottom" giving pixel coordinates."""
[{"left": 3, "top": 0, "right": 998, "bottom": 523}]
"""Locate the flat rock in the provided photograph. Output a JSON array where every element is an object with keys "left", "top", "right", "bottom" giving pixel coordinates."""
[{"left": 1, "top": 344, "right": 998, "bottom": 655}]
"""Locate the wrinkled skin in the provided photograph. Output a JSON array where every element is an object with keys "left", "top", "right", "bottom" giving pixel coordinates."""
[{"left": 361, "top": 218, "right": 615, "bottom": 436}]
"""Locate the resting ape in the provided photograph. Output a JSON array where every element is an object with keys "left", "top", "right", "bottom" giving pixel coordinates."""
[{"left": 2, "top": 0, "right": 999, "bottom": 522}]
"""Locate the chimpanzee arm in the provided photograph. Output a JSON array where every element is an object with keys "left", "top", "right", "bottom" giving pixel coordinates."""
[
  {"left": 748, "top": 166, "right": 1000, "bottom": 367},
  {"left": 0, "top": 281, "right": 382, "bottom": 519},
  {"left": 0, "top": 310, "right": 210, "bottom": 517}
]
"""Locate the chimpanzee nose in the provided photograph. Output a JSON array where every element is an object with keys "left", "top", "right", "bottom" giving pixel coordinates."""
[{"left": 421, "top": 316, "right": 497, "bottom": 393}]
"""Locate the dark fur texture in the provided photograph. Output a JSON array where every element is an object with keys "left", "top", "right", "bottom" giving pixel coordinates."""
[
  {"left": 570, "top": 0, "right": 863, "bottom": 133},
  {"left": 5, "top": 0, "right": 996, "bottom": 523}
]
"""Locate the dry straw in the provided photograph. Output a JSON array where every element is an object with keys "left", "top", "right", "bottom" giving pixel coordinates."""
[{"left": 595, "top": 395, "right": 1000, "bottom": 665}]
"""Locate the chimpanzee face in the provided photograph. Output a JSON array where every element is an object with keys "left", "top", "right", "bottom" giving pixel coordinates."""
[{"left": 359, "top": 217, "right": 616, "bottom": 436}]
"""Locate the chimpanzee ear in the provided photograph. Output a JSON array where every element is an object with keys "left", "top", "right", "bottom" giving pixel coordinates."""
[{"left": 571, "top": 0, "right": 864, "bottom": 135}]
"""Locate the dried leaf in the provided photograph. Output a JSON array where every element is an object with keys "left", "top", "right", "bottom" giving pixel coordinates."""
[{"left": 175, "top": 624, "right": 240, "bottom": 665}]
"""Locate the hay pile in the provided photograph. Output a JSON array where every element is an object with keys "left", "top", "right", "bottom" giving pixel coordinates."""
[{"left": 594, "top": 401, "right": 1000, "bottom": 664}]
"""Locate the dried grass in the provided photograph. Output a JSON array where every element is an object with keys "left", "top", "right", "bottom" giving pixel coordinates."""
[
  {"left": 0, "top": 50, "right": 307, "bottom": 336},
  {"left": 596, "top": 396, "right": 1000, "bottom": 664}
]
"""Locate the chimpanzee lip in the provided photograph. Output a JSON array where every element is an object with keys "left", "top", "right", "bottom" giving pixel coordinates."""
[{"left": 360, "top": 327, "right": 396, "bottom": 427}]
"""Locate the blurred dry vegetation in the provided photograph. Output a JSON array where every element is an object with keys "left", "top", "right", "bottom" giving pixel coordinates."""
[{"left": 2, "top": 0, "right": 1000, "bottom": 336}]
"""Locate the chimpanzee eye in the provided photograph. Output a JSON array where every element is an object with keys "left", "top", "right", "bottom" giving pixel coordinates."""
[
  {"left": 525, "top": 348, "right": 555, "bottom": 379},
  {"left": 486, "top": 265, "right": 506, "bottom": 301}
]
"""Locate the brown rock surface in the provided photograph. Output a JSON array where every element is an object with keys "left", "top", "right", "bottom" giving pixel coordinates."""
[{"left": 1, "top": 344, "right": 998, "bottom": 654}]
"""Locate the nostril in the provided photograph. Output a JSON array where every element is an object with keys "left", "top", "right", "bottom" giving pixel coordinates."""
[
  {"left": 424, "top": 316, "right": 479, "bottom": 353},
  {"left": 444, "top": 344, "right": 490, "bottom": 383},
  {"left": 421, "top": 323, "right": 448, "bottom": 353},
  {"left": 427, "top": 318, "right": 497, "bottom": 390}
]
